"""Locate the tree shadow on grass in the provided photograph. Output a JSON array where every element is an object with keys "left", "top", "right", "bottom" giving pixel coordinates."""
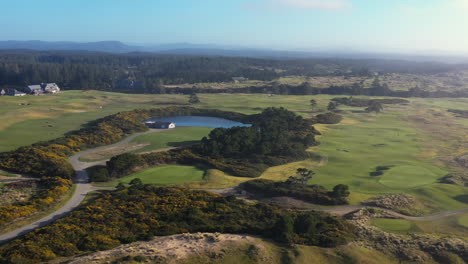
[
  {"left": 453, "top": 195, "right": 468, "bottom": 204},
  {"left": 166, "top": 140, "right": 201, "bottom": 147}
]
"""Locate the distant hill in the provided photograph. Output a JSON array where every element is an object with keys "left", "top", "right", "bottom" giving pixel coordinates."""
[{"left": 0, "top": 40, "right": 468, "bottom": 63}]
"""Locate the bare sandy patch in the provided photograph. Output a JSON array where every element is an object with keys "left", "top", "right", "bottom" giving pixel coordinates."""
[
  {"left": 68, "top": 233, "right": 266, "bottom": 264},
  {"left": 79, "top": 143, "right": 150, "bottom": 162}
]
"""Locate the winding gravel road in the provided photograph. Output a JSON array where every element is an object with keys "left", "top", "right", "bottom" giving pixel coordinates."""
[{"left": 0, "top": 129, "right": 163, "bottom": 244}]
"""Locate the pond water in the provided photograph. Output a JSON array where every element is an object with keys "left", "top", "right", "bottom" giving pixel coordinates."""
[{"left": 149, "top": 116, "right": 250, "bottom": 128}]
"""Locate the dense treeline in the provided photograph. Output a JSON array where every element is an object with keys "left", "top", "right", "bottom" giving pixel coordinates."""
[
  {"left": 0, "top": 185, "right": 355, "bottom": 263},
  {"left": 0, "top": 177, "right": 71, "bottom": 226},
  {"left": 331, "top": 97, "right": 409, "bottom": 107},
  {"left": 1, "top": 50, "right": 463, "bottom": 93},
  {"left": 163, "top": 79, "right": 468, "bottom": 98}
]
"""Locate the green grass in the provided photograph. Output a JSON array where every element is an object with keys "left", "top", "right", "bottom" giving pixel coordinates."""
[
  {"left": 94, "top": 165, "right": 205, "bottom": 187},
  {"left": 379, "top": 165, "right": 441, "bottom": 189},
  {"left": 0, "top": 91, "right": 188, "bottom": 152},
  {"left": 311, "top": 110, "right": 447, "bottom": 193},
  {"left": 457, "top": 214, "right": 468, "bottom": 228},
  {"left": 132, "top": 127, "right": 213, "bottom": 153},
  {"left": 0, "top": 170, "right": 17, "bottom": 177},
  {"left": 371, "top": 218, "right": 414, "bottom": 233}
]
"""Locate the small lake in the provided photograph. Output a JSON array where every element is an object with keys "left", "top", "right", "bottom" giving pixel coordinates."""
[{"left": 149, "top": 116, "right": 250, "bottom": 128}]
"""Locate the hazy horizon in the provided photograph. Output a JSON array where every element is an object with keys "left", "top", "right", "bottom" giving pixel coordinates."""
[{"left": 2, "top": 0, "right": 468, "bottom": 55}]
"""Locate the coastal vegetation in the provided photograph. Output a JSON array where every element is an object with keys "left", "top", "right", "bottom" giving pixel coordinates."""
[{"left": 0, "top": 185, "right": 355, "bottom": 264}]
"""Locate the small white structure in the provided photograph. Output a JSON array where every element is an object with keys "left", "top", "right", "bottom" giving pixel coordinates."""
[{"left": 144, "top": 121, "right": 176, "bottom": 129}]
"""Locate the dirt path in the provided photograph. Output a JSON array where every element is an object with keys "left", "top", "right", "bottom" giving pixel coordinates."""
[{"left": 0, "top": 129, "right": 165, "bottom": 244}]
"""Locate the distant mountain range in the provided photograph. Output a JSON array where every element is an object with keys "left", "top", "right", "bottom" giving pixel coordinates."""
[{"left": 0, "top": 40, "right": 467, "bottom": 64}]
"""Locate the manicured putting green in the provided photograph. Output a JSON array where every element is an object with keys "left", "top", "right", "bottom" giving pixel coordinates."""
[
  {"left": 372, "top": 218, "right": 413, "bottom": 232},
  {"left": 457, "top": 214, "right": 468, "bottom": 229},
  {"left": 117, "top": 165, "right": 205, "bottom": 186},
  {"left": 378, "top": 165, "right": 440, "bottom": 189}
]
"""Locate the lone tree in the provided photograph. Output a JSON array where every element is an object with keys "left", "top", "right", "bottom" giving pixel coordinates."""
[
  {"left": 310, "top": 99, "right": 317, "bottom": 108},
  {"left": 332, "top": 184, "right": 350, "bottom": 199},
  {"left": 287, "top": 168, "right": 315, "bottom": 186},
  {"left": 327, "top": 101, "right": 338, "bottom": 112},
  {"left": 189, "top": 93, "right": 200, "bottom": 104},
  {"left": 365, "top": 101, "right": 383, "bottom": 113}
]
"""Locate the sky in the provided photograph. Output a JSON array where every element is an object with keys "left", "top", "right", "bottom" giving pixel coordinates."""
[{"left": 1, "top": 0, "right": 468, "bottom": 54}]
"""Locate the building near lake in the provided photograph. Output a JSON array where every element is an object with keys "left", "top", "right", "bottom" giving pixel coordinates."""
[{"left": 144, "top": 121, "right": 176, "bottom": 129}]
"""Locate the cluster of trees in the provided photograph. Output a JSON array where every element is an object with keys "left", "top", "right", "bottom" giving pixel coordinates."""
[
  {"left": 0, "top": 52, "right": 286, "bottom": 91},
  {"left": 331, "top": 96, "right": 409, "bottom": 107},
  {"left": 193, "top": 108, "right": 319, "bottom": 176},
  {"left": 242, "top": 168, "right": 350, "bottom": 205},
  {"left": 0, "top": 177, "right": 71, "bottom": 227},
  {"left": 315, "top": 112, "right": 343, "bottom": 124},
  {"left": 161, "top": 79, "right": 468, "bottom": 98},
  {"left": 0, "top": 185, "right": 355, "bottom": 263}
]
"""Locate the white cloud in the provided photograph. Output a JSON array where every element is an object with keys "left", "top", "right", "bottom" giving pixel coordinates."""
[{"left": 275, "top": 0, "right": 350, "bottom": 10}]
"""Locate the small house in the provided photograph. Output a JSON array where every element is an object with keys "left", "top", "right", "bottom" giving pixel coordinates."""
[
  {"left": 26, "top": 85, "right": 44, "bottom": 95},
  {"left": 144, "top": 121, "right": 176, "bottom": 129},
  {"left": 43, "top": 83, "right": 60, "bottom": 94},
  {"left": 4, "top": 89, "right": 26, "bottom": 96}
]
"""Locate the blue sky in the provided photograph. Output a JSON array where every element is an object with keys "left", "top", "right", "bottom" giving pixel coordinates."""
[{"left": 2, "top": 0, "right": 468, "bottom": 53}]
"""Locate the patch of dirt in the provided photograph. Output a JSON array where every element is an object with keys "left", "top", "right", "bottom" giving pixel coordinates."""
[
  {"left": 0, "top": 180, "right": 37, "bottom": 206},
  {"left": 67, "top": 233, "right": 270, "bottom": 264},
  {"left": 362, "top": 194, "right": 429, "bottom": 216},
  {"left": 346, "top": 209, "right": 468, "bottom": 263},
  {"left": 454, "top": 154, "right": 468, "bottom": 168},
  {"left": 79, "top": 143, "right": 150, "bottom": 162}
]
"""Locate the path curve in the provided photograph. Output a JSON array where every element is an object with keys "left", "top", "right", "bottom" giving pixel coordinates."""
[{"left": 0, "top": 129, "right": 164, "bottom": 244}]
